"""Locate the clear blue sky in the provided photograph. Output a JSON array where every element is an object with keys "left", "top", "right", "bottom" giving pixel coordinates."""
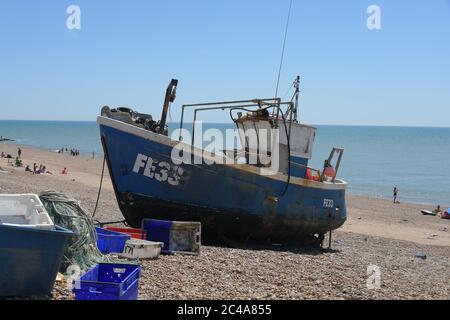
[{"left": 0, "top": 0, "right": 449, "bottom": 126}]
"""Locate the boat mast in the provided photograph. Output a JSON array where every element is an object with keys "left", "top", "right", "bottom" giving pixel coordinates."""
[{"left": 294, "top": 76, "right": 300, "bottom": 122}]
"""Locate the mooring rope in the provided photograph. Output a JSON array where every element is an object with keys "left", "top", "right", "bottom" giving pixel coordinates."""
[{"left": 92, "top": 156, "right": 106, "bottom": 219}]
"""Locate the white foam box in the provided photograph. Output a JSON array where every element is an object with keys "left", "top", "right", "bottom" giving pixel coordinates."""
[
  {"left": 118, "top": 239, "right": 164, "bottom": 260},
  {"left": 0, "top": 194, "right": 55, "bottom": 230}
]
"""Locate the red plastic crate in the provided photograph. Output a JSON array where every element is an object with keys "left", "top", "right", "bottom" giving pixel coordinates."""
[{"left": 105, "top": 227, "right": 146, "bottom": 240}]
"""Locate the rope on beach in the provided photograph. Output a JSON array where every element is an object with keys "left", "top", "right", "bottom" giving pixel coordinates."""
[{"left": 38, "top": 191, "right": 109, "bottom": 272}]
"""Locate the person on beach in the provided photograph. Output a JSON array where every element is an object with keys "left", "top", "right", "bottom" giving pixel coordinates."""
[
  {"left": 33, "top": 163, "right": 37, "bottom": 175},
  {"left": 37, "top": 165, "right": 46, "bottom": 174},
  {"left": 25, "top": 165, "right": 32, "bottom": 173},
  {"left": 17, "top": 147, "right": 22, "bottom": 158},
  {"left": 433, "top": 205, "right": 443, "bottom": 216},
  {"left": 393, "top": 187, "right": 398, "bottom": 203},
  {"left": 14, "top": 157, "right": 23, "bottom": 167},
  {"left": 61, "top": 167, "right": 68, "bottom": 175}
]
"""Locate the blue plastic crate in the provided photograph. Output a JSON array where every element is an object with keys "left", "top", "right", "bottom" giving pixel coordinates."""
[
  {"left": 141, "top": 219, "right": 201, "bottom": 255},
  {"left": 95, "top": 227, "right": 131, "bottom": 254},
  {"left": 73, "top": 263, "right": 141, "bottom": 300},
  {"left": 141, "top": 219, "right": 173, "bottom": 254},
  {"left": 0, "top": 225, "right": 74, "bottom": 297}
]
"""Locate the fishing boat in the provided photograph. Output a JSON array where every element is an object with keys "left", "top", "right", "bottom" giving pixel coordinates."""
[{"left": 98, "top": 78, "right": 348, "bottom": 244}]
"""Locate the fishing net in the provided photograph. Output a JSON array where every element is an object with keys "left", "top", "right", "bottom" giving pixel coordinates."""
[{"left": 39, "top": 191, "right": 109, "bottom": 272}]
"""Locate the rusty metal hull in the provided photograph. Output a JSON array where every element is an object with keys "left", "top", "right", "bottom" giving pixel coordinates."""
[{"left": 99, "top": 116, "right": 347, "bottom": 242}]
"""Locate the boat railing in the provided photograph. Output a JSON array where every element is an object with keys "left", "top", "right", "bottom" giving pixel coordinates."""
[{"left": 179, "top": 98, "right": 295, "bottom": 145}]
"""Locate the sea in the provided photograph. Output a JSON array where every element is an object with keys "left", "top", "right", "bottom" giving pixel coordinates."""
[{"left": 1, "top": 120, "right": 449, "bottom": 207}]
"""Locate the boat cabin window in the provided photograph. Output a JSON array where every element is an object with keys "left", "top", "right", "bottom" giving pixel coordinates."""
[{"left": 235, "top": 114, "right": 316, "bottom": 173}]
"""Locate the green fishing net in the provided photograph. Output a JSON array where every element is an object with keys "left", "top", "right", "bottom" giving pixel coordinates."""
[{"left": 39, "top": 191, "right": 111, "bottom": 272}]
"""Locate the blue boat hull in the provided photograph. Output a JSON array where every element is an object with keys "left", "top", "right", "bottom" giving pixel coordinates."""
[{"left": 99, "top": 118, "right": 347, "bottom": 242}]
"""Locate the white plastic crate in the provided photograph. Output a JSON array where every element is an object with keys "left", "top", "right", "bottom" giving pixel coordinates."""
[
  {"left": 118, "top": 239, "right": 164, "bottom": 260},
  {"left": 0, "top": 194, "right": 55, "bottom": 230}
]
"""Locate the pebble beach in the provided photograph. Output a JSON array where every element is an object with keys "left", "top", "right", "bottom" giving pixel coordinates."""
[{"left": 1, "top": 144, "right": 449, "bottom": 300}]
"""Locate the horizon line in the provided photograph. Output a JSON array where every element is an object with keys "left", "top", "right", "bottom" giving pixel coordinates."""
[{"left": 1, "top": 118, "right": 450, "bottom": 129}]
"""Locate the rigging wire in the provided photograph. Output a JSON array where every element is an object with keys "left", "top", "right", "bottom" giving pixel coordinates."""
[
  {"left": 274, "top": 0, "right": 294, "bottom": 99},
  {"left": 281, "top": 81, "right": 295, "bottom": 101}
]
